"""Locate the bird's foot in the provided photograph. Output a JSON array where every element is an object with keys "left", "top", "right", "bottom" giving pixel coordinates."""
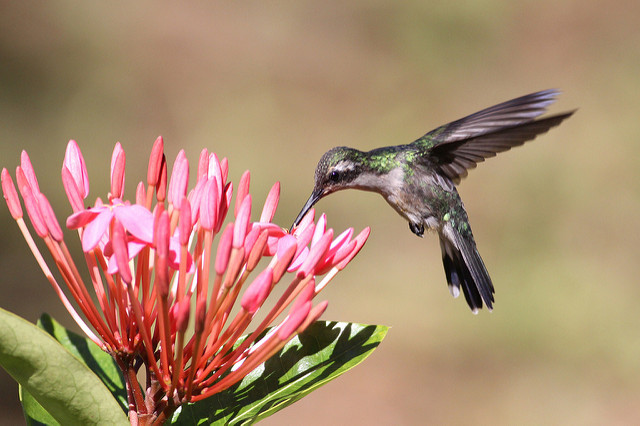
[{"left": 409, "top": 222, "right": 424, "bottom": 237}]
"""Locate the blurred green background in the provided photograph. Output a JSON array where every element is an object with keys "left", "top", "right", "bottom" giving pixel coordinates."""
[{"left": 1, "top": 1, "right": 639, "bottom": 424}]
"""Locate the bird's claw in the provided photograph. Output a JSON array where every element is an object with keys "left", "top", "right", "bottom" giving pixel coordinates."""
[{"left": 409, "top": 222, "right": 424, "bottom": 237}]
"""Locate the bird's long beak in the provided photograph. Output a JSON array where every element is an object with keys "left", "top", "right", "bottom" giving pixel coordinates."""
[{"left": 290, "top": 188, "right": 324, "bottom": 231}]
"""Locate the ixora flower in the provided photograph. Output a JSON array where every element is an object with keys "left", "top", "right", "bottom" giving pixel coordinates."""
[{"left": 1, "top": 137, "right": 372, "bottom": 425}]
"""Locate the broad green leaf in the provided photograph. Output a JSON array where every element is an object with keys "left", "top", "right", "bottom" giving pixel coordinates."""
[
  {"left": 20, "top": 314, "right": 129, "bottom": 425},
  {"left": 0, "top": 308, "right": 128, "bottom": 426},
  {"left": 20, "top": 384, "right": 60, "bottom": 426},
  {"left": 171, "top": 321, "right": 388, "bottom": 425},
  {"left": 37, "top": 314, "right": 128, "bottom": 411}
]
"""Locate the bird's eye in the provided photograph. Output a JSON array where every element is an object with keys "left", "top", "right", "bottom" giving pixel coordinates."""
[{"left": 329, "top": 170, "right": 340, "bottom": 182}]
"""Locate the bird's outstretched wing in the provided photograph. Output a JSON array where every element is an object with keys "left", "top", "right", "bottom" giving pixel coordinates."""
[{"left": 411, "top": 89, "right": 575, "bottom": 183}]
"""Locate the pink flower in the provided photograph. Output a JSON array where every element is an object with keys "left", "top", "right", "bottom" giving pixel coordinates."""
[{"left": 2, "top": 138, "right": 370, "bottom": 424}]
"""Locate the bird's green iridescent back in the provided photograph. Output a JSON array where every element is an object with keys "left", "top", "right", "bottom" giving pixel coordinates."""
[
  {"left": 364, "top": 145, "right": 425, "bottom": 178},
  {"left": 409, "top": 126, "right": 447, "bottom": 150}
]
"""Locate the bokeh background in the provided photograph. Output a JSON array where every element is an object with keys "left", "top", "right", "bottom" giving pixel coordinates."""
[{"left": 1, "top": 1, "right": 639, "bottom": 424}]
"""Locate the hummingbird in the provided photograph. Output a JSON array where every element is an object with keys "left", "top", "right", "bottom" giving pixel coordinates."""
[{"left": 291, "top": 89, "right": 574, "bottom": 313}]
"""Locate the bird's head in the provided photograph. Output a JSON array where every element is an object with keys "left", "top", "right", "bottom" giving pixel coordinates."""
[{"left": 291, "top": 146, "right": 364, "bottom": 229}]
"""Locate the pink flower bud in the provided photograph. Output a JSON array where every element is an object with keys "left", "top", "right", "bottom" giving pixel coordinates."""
[
  {"left": 315, "top": 240, "right": 356, "bottom": 276},
  {"left": 215, "top": 223, "right": 234, "bottom": 275},
  {"left": 61, "top": 167, "right": 84, "bottom": 213},
  {"left": 197, "top": 148, "right": 209, "bottom": 182},
  {"left": 278, "top": 300, "right": 311, "bottom": 341},
  {"left": 179, "top": 198, "right": 192, "bottom": 246},
  {"left": 217, "top": 183, "right": 233, "bottom": 232},
  {"left": 259, "top": 182, "right": 280, "bottom": 223},
  {"left": 220, "top": 157, "right": 229, "bottom": 182},
  {"left": 293, "top": 207, "right": 315, "bottom": 235},
  {"left": 311, "top": 213, "right": 327, "bottom": 246},
  {"left": 294, "top": 281, "right": 316, "bottom": 309},
  {"left": 37, "top": 193, "right": 63, "bottom": 242},
  {"left": 189, "top": 178, "right": 205, "bottom": 224},
  {"left": 168, "top": 150, "right": 189, "bottom": 206},
  {"left": 246, "top": 229, "right": 268, "bottom": 271},
  {"left": 336, "top": 227, "right": 370, "bottom": 270},
  {"left": 298, "top": 229, "right": 333, "bottom": 278},
  {"left": 244, "top": 226, "right": 261, "bottom": 252},
  {"left": 19, "top": 184, "right": 47, "bottom": 238},
  {"left": 199, "top": 178, "right": 219, "bottom": 231},
  {"left": 235, "top": 170, "right": 250, "bottom": 216},
  {"left": 63, "top": 140, "right": 89, "bottom": 198},
  {"left": 293, "top": 219, "right": 315, "bottom": 259},
  {"left": 2, "top": 169, "right": 22, "bottom": 219},
  {"left": 273, "top": 235, "right": 297, "bottom": 282},
  {"left": 208, "top": 153, "right": 223, "bottom": 195},
  {"left": 20, "top": 151, "right": 40, "bottom": 194},
  {"left": 112, "top": 220, "right": 132, "bottom": 284},
  {"left": 233, "top": 195, "right": 251, "bottom": 248},
  {"left": 110, "top": 143, "right": 126, "bottom": 200},
  {"left": 147, "top": 136, "right": 164, "bottom": 186},
  {"left": 156, "top": 156, "right": 167, "bottom": 202},
  {"left": 241, "top": 268, "right": 273, "bottom": 314},
  {"left": 135, "top": 182, "right": 146, "bottom": 206}
]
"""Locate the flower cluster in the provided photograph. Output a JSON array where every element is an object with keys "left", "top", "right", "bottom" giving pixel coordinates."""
[{"left": 1, "top": 137, "right": 369, "bottom": 424}]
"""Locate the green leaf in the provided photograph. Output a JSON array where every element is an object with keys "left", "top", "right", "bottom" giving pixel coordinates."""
[
  {"left": 0, "top": 308, "right": 128, "bottom": 426},
  {"left": 20, "top": 313, "right": 129, "bottom": 425},
  {"left": 20, "top": 385, "right": 60, "bottom": 426},
  {"left": 37, "top": 314, "right": 128, "bottom": 411},
  {"left": 171, "top": 321, "right": 388, "bottom": 425}
]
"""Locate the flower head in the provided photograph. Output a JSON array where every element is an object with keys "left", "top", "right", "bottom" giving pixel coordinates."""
[{"left": 2, "top": 138, "right": 369, "bottom": 423}]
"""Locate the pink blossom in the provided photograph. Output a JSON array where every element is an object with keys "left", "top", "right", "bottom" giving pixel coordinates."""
[{"left": 1, "top": 138, "right": 370, "bottom": 424}]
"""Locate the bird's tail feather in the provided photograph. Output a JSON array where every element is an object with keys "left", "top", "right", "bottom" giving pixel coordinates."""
[{"left": 439, "top": 229, "right": 494, "bottom": 313}]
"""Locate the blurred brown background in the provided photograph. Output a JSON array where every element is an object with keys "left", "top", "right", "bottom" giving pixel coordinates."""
[{"left": 1, "top": 1, "right": 639, "bottom": 424}]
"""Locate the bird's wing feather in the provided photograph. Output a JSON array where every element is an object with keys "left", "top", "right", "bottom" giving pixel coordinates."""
[
  {"left": 412, "top": 89, "right": 561, "bottom": 148},
  {"left": 432, "top": 111, "right": 574, "bottom": 183},
  {"left": 409, "top": 90, "right": 573, "bottom": 183}
]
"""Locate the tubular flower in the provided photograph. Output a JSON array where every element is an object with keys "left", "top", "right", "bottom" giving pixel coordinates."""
[{"left": 1, "top": 138, "right": 369, "bottom": 424}]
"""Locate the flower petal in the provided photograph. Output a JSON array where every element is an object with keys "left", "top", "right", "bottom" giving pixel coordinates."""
[
  {"left": 82, "top": 209, "right": 114, "bottom": 251},
  {"left": 114, "top": 204, "right": 154, "bottom": 243},
  {"left": 66, "top": 208, "right": 101, "bottom": 230}
]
